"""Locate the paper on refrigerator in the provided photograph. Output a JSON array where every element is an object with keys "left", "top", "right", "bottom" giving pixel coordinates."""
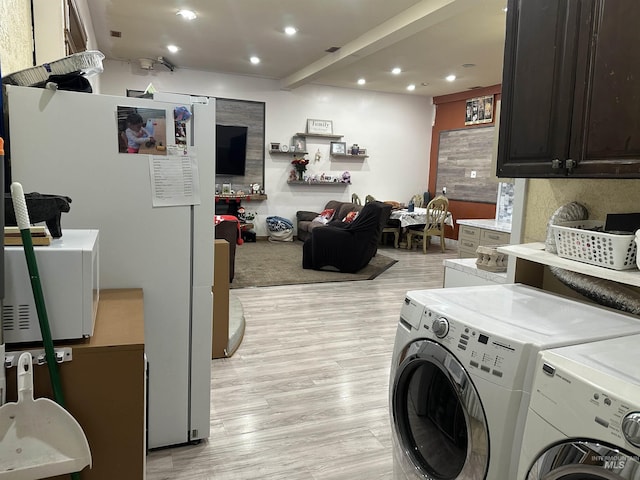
[{"left": 149, "top": 153, "right": 201, "bottom": 207}]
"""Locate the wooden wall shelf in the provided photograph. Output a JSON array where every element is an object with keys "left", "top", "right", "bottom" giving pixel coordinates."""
[
  {"left": 295, "top": 132, "right": 344, "bottom": 139},
  {"left": 287, "top": 181, "right": 350, "bottom": 186},
  {"left": 269, "top": 149, "right": 308, "bottom": 155},
  {"left": 216, "top": 194, "right": 268, "bottom": 201},
  {"left": 331, "top": 153, "right": 369, "bottom": 159}
]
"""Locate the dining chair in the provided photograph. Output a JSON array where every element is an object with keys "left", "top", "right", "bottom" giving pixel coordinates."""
[
  {"left": 411, "top": 193, "right": 425, "bottom": 208},
  {"left": 406, "top": 195, "right": 449, "bottom": 253},
  {"left": 351, "top": 193, "right": 362, "bottom": 205}
]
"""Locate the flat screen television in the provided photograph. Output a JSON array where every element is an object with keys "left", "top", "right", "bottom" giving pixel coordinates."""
[{"left": 216, "top": 125, "right": 248, "bottom": 176}]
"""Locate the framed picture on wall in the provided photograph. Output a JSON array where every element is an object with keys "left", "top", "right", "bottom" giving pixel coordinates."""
[
  {"left": 465, "top": 95, "right": 494, "bottom": 125},
  {"left": 292, "top": 135, "right": 306, "bottom": 153},
  {"left": 330, "top": 142, "right": 347, "bottom": 155}
]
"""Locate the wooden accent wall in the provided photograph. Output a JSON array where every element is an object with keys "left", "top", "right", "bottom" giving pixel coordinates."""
[
  {"left": 216, "top": 98, "right": 265, "bottom": 192},
  {"left": 430, "top": 85, "right": 502, "bottom": 239}
]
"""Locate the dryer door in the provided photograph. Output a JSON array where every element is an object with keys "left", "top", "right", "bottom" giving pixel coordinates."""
[
  {"left": 526, "top": 440, "right": 640, "bottom": 479},
  {"left": 391, "top": 338, "right": 488, "bottom": 479}
]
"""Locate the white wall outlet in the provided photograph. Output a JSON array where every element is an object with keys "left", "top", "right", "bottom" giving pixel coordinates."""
[{"left": 470, "top": 170, "right": 477, "bottom": 178}]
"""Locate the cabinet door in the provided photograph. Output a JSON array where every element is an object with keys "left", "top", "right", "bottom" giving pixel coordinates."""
[
  {"left": 570, "top": 1, "right": 640, "bottom": 176},
  {"left": 497, "top": 0, "right": 580, "bottom": 178}
]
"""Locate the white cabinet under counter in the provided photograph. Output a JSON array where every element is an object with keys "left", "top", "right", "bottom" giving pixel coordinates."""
[{"left": 457, "top": 219, "right": 512, "bottom": 258}]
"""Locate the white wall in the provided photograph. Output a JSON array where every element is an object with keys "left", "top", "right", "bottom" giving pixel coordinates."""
[{"left": 99, "top": 60, "right": 435, "bottom": 235}]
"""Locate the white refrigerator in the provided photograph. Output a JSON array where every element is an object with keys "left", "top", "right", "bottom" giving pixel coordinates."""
[{"left": 5, "top": 84, "right": 215, "bottom": 449}]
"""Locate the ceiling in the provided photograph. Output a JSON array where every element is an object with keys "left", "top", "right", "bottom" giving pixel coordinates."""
[{"left": 87, "top": 0, "right": 508, "bottom": 97}]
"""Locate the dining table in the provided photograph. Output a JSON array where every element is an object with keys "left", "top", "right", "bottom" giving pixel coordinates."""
[{"left": 390, "top": 207, "right": 454, "bottom": 228}]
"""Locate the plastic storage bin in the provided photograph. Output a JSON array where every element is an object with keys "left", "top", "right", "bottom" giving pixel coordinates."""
[{"left": 551, "top": 220, "right": 637, "bottom": 270}]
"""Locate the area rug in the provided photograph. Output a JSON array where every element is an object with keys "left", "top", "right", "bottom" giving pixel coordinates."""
[{"left": 231, "top": 240, "right": 398, "bottom": 288}]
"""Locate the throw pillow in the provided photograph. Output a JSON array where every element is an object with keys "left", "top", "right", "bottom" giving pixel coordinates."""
[
  {"left": 312, "top": 208, "right": 336, "bottom": 225},
  {"left": 342, "top": 211, "right": 359, "bottom": 223},
  {"left": 319, "top": 208, "right": 335, "bottom": 220}
]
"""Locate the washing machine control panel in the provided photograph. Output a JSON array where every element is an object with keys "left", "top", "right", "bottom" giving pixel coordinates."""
[
  {"left": 531, "top": 355, "right": 640, "bottom": 454},
  {"left": 420, "top": 308, "right": 524, "bottom": 388}
]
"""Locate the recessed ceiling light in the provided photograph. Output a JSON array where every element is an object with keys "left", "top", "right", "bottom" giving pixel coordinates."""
[
  {"left": 284, "top": 26, "right": 297, "bottom": 35},
  {"left": 446, "top": 74, "right": 456, "bottom": 82},
  {"left": 357, "top": 78, "right": 366, "bottom": 85},
  {"left": 407, "top": 84, "right": 416, "bottom": 91},
  {"left": 250, "top": 56, "right": 261, "bottom": 65},
  {"left": 176, "top": 9, "right": 197, "bottom": 20},
  {"left": 391, "top": 67, "right": 402, "bottom": 75},
  {"left": 167, "top": 45, "right": 179, "bottom": 53}
]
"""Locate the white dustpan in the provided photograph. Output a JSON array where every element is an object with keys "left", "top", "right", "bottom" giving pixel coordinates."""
[{"left": 0, "top": 352, "right": 91, "bottom": 479}]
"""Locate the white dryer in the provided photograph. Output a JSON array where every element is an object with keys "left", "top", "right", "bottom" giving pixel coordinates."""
[
  {"left": 517, "top": 334, "right": 640, "bottom": 480},
  {"left": 390, "top": 284, "right": 640, "bottom": 480}
]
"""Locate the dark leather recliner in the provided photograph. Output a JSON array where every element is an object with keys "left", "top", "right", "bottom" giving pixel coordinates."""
[{"left": 302, "top": 201, "right": 390, "bottom": 273}]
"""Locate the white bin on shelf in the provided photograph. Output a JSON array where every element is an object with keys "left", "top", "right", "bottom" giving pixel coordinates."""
[{"left": 551, "top": 220, "right": 637, "bottom": 270}]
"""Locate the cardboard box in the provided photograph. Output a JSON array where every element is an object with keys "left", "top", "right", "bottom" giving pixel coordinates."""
[{"left": 212, "top": 239, "right": 230, "bottom": 358}]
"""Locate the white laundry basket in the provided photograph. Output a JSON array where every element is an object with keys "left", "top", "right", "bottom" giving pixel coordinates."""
[{"left": 551, "top": 220, "right": 637, "bottom": 270}]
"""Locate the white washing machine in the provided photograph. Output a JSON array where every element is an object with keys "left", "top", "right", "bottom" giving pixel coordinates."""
[
  {"left": 390, "top": 284, "right": 640, "bottom": 480},
  {"left": 517, "top": 334, "right": 640, "bottom": 480}
]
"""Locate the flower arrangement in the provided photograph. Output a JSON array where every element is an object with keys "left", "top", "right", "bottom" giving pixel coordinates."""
[
  {"left": 291, "top": 157, "right": 309, "bottom": 180},
  {"left": 291, "top": 158, "right": 309, "bottom": 170}
]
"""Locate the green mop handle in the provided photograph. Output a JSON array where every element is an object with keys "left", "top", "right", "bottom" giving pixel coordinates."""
[
  {"left": 12, "top": 183, "right": 83, "bottom": 480},
  {"left": 10, "top": 182, "right": 66, "bottom": 407}
]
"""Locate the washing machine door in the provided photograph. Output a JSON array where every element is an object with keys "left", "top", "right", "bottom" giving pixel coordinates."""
[
  {"left": 391, "top": 338, "right": 489, "bottom": 479},
  {"left": 526, "top": 440, "right": 640, "bottom": 479}
]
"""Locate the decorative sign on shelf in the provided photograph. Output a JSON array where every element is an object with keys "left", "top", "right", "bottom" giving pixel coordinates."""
[
  {"left": 465, "top": 95, "right": 494, "bottom": 125},
  {"left": 306, "top": 119, "right": 333, "bottom": 135}
]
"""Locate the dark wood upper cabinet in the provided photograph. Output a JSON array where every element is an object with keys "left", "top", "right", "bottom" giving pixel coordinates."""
[{"left": 497, "top": 0, "right": 640, "bottom": 178}]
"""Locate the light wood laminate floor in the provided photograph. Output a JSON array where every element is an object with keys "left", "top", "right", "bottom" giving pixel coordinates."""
[{"left": 147, "top": 244, "right": 458, "bottom": 479}]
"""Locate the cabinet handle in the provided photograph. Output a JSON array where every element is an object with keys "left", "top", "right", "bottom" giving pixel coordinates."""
[
  {"left": 551, "top": 158, "right": 577, "bottom": 172},
  {"left": 487, "top": 234, "right": 499, "bottom": 240}
]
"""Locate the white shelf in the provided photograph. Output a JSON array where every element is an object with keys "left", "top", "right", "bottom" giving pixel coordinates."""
[{"left": 498, "top": 243, "right": 640, "bottom": 287}]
